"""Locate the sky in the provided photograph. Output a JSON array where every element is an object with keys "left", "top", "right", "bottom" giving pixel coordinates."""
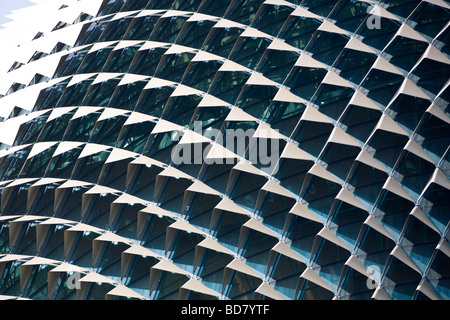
[{"left": 0, "top": 0, "right": 34, "bottom": 27}]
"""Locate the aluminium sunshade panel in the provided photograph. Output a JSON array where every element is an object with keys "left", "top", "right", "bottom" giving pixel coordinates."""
[{"left": 0, "top": 0, "right": 449, "bottom": 300}]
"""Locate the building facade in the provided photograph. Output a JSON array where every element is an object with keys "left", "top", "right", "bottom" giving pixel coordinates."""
[{"left": 0, "top": 0, "right": 448, "bottom": 300}]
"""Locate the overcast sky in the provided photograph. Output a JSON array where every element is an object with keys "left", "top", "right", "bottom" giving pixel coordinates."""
[{"left": 0, "top": 0, "right": 34, "bottom": 27}]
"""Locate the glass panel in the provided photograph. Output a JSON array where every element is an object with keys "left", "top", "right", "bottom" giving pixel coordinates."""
[
  {"left": 185, "top": 193, "right": 221, "bottom": 232},
  {"left": 384, "top": 0, "right": 421, "bottom": 19},
  {"left": 285, "top": 66, "right": 327, "bottom": 102},
  {"left": 37, "top": 111, "right": 75, "bottom": 142},
  {"left": 226, "top": 271, "right": 262, "bottom": 300},
  {"left": 153, "top": 272, "right": 188, "bottom": 300},
  {"left": 158, "top": 177, "right": 192, "bottom": 212},
  {"left": 320, "top": 142, "right": 360, "bottom": 181},
  {"left": 301, "top": 175, "right": 341, "bottom": 220},
  {"left": 149, "top": 16, "right": 189, "bottom": 43},
  {"left": 348, "top": 162, "right": 388, "bottom": 206},
  {"left": 117, "top": 121, "right": 155, "bottom": 153},
  {"left": 176, "top": 20, "right": 216, "bottom": 50},
  {"left": 299, "top": 281, "right": 334, "bottom": 300},
  {"left": 198, "top": 0, "right": 231, "bottom": 17},
  {"left": 383, "top": 256, "right": 422, "bottom": 300},
  {"left": 306, "top": 31, "right": 350, "bottom": 66},
  {"left": 56, "top": 80, "right": 94, "bottom": 107},
  {"left": 410, "top": 2, "right": 450, "bottom": 39},
  {"left": 39, "top": 224, "right": 68, "bottom": 260},
  {"left": 145, "top": 0, "right": 175, "bottom": 10},
  {"left": 82, "top": 78, "right": 122, "bottom": 107},
  {"left": 54, "top": 48, "right": 90, "bottom": 78},
  {"left": 98, "top": 0, "right": 126, "bottom": 16},
  {"left": 129, "top": 47, "right": 168, "bottom": 76},
  {"left": 285, "top": 215, "right": 322, "bottom": 262},
  {"left": 257, "top": 49, "right": 298, "bottom": 84},
  {"left": 112, "top": 203, "right": 145, "bottom": 239},
  {"left": 242, "top": 229, "right": 278, "bottom": 274},
  {"left": 197, "top": 249, "right": 233, "bottom": 293},
  {"left": 257, "top": 192, "right": 295, "bottom": 234},
  {"left": 270, "top": 254, "right": 305, "bottom": 299},
  {"left": 22, "top": 265, "right": 53, "bottom": 300},
  {"left": 313, "top": 239, "right": 350, "bottom": 290},
  {"left": 394, "top": 150, "right": 436, "bottom": 201},
  {"left": 339, "top": 267, "right": 375, "bottom": 300},
  {"left": 170, "top": 231, "right": 203, "bottom": 274},
  {"left": 334, "top": 49, "right": 377, "bottom": 85},
  {"left": 140, "top": 214, "right": 175, "bottom": 256},
  {"left": 384, "top": 36, "right": 428, "bottom": 72},
  {"left": 367, "top": 129, "right": 409, "bottom": 170},
  {"left": 275, "top": 158, "right": 314, "bottom": 195},
  {"left": 209, "top": 71, "right": 251, "bottom": 104},
  {"left": 279, "top": 15, "right": 321, "bottom": 51},
  {"left": 252, "top": 4, "right": 294, "bottom": 37},
  {"left": 340, "top": 104, "right": 382, "bottom": 144},
  {"left": 33, "top": 81, "right": 69, "bottom": 111},
  {"left": 214, "top": 211, "right": 249, "bottom": 254},
  {"left": 125, "top": 255, "right": 158, "bottom": 298},
  {"left": 401, "top": 217, "right": 441, "bottom": 273},
  {"left": 229, "top": 171, "right": 267, "bottom": 211},
  {"left": 388, "top": 94, "right": 431, "bottom": 134},
  {"left": 16, "top": 114, "right": 49, "bottom": 145},
  {"left": 265, "top": 101, "right": 306, "bottom": 137},
  {"left": 0, "top": 146, "right": 32, "bottom": 181},
  {"left": 300, "top": 0, "right": 337, "bottom": 17},
  {"left": 329, "top": 201, "right": 367, "bottom": 249},
  {"left": 292, "top": 120, "right": 334, "bottom": 157},
  {"left": 427, "top": 249, "right": 450, "bottom": 300},
  {"left": 313, "top": 84, "right": 355, "bottom": 121},
  {"left": 414, "top": 113, "right": 450, "bottom": 162},
  {"left": 419, "top": 182, "right": 450, "bottom": 234},
  {"left": 162, "top": 94, "right": 202, "bottom": 127},
  {"left": 75, "top": 18, "right": 110, "bottom": 45},
  {"left": 202, "top": 27, "right": 244, "bottom": 59},
  {"left": 355, "top": 226, "right": 395, "bottom": 274},
  {"left": 77, "top": 48, "right": 114, "bottom": 74},
  {"left": 358, "top": 18, "right": 400, "bottom": 51},
  {"left": 13, "top": 221, "right": 38, "bottom": 255},
  {"left": 90, "top": 116, "right": 127, "bottom": 146},
  {"left": 172, "top": 0, "right": 200, "bottom": 11},
  {"left": 45, "top": 147, "right": 82, "bottom": 179},
  {"left": 121, "top": 0, "right": 150, "bottom": 11},
  {"left": 361, "top": 69, "right": 404, "bottom": 106},
  {"left": 225, "top": 0, "right": 265, "bottom": 26},
  {"left": 94, "top": 241, "right": 126, "bottom": 281},
  {"left": 83, "top": 193, "right": 117, "bottom": 230},
  {"left": 72, "top": 150, "right": 111, "bottom": 184},
  {"left": 373, "top": 190, "right": 414, "bottom": 240},
  {"left": 331, "top": 0, "right": 370, "bottom": 33},
  {"left": 108, "top": 81, "right": 147, "bottom": 110},
  {"left": 68, "top": 230, "right": 97, "bottom": 269},
  {"left": 103, "top": 46, "right": 140, "bottom": 73},
  {"left": 154, "top": 52, "right": 195, "bottom": 83},
  {"left": 124, "top": 15, "right": 159, "bottom": 40},
  {"left": 412, "top": 58, "right": 450, "bottom": 96},
  {"left": 190, "top": 107, "right": 230, "bottom": 134},
  {"left": 235, "top": 85, "right": 278, "bottom": 120},
  {"left": 98, "top": 17, "right": 134, "bottom": 42},
  {"left": 229, "top": 36, "right": 271, "bottom": 70},
  {"left": 63, "top": 112, "right": 101, "bottom": 142},
  {"left": 19, "top": 146, "right": 56, "bottom": 178}
]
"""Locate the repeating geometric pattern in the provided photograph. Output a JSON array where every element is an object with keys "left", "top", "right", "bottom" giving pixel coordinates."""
[{"left": 0, "top": 0, "right": 449, "bottom": 300}]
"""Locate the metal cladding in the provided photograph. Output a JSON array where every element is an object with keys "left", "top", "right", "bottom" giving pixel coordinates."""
[{"left": 0, "top": 0, "right": 449, "bottom": 300}]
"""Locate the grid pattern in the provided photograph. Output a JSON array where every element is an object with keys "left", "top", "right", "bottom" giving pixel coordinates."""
[{"left": 0, "top": 0, "right": 449, "bottom": 300}]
